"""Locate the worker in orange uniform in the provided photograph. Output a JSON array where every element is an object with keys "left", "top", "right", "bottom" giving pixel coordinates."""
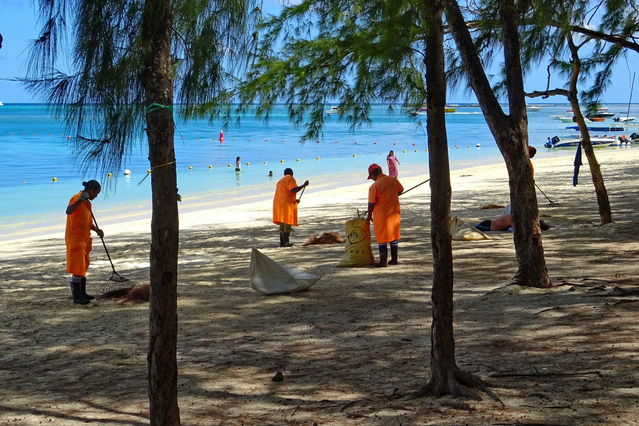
[
  {"left": 365, "top": 164, "right": 404, "bottom": 267},
  {"left": 65, "top": 180, "right": 104, "bottom": 304},
  {"left": 272, "top": 168, "right": 309, "bottom": 247}
]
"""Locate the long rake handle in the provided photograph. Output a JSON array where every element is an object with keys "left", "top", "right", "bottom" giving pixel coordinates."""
[
  {"left": 297, "top": 185, "right": 306, "bottom": 202},
  {"left": 400, "top": 179, "right": 430, "bottom": 196},
  {"left": 90, "top": 210, "right": 120, "bottom": 275},
  {"left": 534, "top": 182, "right": 557, "bottom": 204}
]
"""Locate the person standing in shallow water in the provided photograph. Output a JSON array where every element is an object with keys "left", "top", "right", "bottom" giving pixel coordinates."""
[
  {"left": 387, "top": 150, "right": 400, "bottom": 177},
  {"left": 272, "top": 168, "right": 309, "bottom": 247},
  {"left": 65, "top": 180, "right": 104, "bottom": 305},
  {"left": 235, "top": 156, "right": 241, "bottom": 172}
]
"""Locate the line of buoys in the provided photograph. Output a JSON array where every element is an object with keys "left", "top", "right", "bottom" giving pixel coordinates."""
[{"left": 36, "top": 146, "right": 453, "bottom": 184}]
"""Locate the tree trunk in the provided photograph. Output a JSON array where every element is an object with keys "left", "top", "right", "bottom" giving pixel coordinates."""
[
  {"left": 445, "top": 0, "right": 550, "bottom": 288},
  {"left": 418, "top": 0, "right": 488, "bottom": 398},
  {"left": 565, "top": 36, "right": 613, "bottom": 224},
  {"left": 141, "top": 1, "right": 181, "bottom": 424}
]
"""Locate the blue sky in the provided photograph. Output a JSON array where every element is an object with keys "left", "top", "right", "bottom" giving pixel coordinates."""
[{"left": 1, "top": 0, "right": 638, "bottom": 104}]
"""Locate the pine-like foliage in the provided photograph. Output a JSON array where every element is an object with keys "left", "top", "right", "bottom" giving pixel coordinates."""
[
  {"left": 203, "top": 0, "right": 438, "bottom": 140},
  {"left": 24, "top": 0, "right": 259, "bottom": 176}
]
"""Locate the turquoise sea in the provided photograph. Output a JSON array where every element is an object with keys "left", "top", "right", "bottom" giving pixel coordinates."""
[{"left": 1, "top": 103, "right": 638, "bottom": 237}]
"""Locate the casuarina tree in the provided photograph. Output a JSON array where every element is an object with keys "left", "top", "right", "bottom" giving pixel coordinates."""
[
  {"left": 208, "top": 0, "right": 496, "bottom": 398},
  {"left": 523, "top": 0, "right": 639, "bottom": 224},
  {"left": 444, "top": 0, "right": 551, "bottom": 287},
  {"left": 24, "top": 0, "right": 258, "bottom": 423}
]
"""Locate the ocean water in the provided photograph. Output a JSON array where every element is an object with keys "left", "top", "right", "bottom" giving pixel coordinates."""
[{"left": 1, "top": 103, "right": 638, "bottom": 234}]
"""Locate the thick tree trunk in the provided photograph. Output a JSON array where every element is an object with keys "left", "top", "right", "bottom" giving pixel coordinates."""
[
  {"left": 141, "top": 1, "right": 181, "bottom": 425},
  {"left": 424, "top": 0, "right": 456, "bottom": 389},
  {"left": 445, "top": 0, "right": 550, "bottom": 288},
  {"left": 418, "top": 0, "right": 488, "bottom": 398},
  {"left": 565, "top": 36, "right": 613, "bottom": 224}
]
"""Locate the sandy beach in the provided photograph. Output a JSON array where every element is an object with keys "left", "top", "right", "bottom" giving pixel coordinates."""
[{"left": 1, "top": 147, "right": 638, "bottom": 425}]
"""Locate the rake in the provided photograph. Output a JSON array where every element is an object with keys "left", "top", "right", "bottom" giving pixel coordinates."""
[
  {"left": 534, "top": 182, "right": 559, "bottom": 206},
  {"left": 90, "top": 211, "right": 133, "bottom": 294}
]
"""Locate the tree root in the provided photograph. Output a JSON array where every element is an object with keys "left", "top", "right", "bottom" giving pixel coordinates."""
[
  {"left": 413, "top": 367, "right": 503, "bottom": 405},
  {"left": 489, "top": 370, "right": 602, "bottom": 378}
]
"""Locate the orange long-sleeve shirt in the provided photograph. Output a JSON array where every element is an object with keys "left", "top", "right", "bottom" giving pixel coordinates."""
[
  {"left": 272, "top": 175, "right": 299, "bottom": 226},
  {"left": 368, "top": 174, "right": 404, "bottom": 244}
]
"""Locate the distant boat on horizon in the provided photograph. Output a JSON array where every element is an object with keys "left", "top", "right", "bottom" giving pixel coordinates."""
[{"left": 0, "top": 101, "right": 4, "bottom": 106}]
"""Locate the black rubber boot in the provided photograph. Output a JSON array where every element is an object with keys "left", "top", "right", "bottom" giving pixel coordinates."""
[
  {"left": 279, "top": 233, "right": 285, "bottom": 247},
  {"left": 389, "top": 245, "right": 399, "bottom": 265},
  {"left": 71, "top": 281, "right": 90, "bottom": 305},
  {"left": 374, "top": 245, "right": 388, "bottom": 267},
  {"left": 80, "top": 277, "right": 95, "bottom": 300},
  {"left": 282, "top": 232, "right": 293, "bottom": 247}
]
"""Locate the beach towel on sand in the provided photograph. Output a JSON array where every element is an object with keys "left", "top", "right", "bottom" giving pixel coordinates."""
[
  {"left": 249, "top": 248, "right": 319, "bottom": 295},
  {"left": 449, "top": 216, "right": 490, "bottom": 241},
  {"left": 337, "top": 218, "right": 375, "bottom": 267}
]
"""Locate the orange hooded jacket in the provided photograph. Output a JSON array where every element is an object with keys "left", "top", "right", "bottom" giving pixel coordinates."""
[
  {"left": 272, "top": 175, "right": 299, "bottom": 226},
  {"left": 65, "top": 192, "right": 93, "bottom": 275}
]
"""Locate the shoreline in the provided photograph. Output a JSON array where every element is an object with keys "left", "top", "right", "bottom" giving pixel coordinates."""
[{"left": 1, "top": 146, "right": 636, "bottom": 244}]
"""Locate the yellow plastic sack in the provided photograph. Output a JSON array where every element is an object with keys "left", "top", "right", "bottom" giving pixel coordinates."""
[{"left": 337, "top": 218, "right": 375, "bottom": 267}]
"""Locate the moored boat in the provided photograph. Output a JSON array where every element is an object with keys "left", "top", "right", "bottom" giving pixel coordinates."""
[
  {"left": 545, "top": 135, "right": 617, "bottom": 148},
  {"left": 613, "top": 116, "right": 635, "bottom": 122},
  {"left": 565, "top": 125, "right": 624, "bottom": 132},
  {"left": 325, "top": 106, "right": 340, "bottom": 114}
]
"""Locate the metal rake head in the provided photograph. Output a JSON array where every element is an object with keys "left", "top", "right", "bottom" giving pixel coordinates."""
[{"left": 100, "top": 278, "right": 134, "bottom": 296}]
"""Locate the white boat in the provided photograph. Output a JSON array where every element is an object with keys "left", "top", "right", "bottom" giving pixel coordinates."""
[
  {"left": 544, "top": 135, "right": 617, "bottom": 148},
  {"left": 527, "top": 105, "right": 541, "bottom": 111},
  {"left": 325, "top": 106, "right": 340, "bottom": 114},
  {"left": 554, "top": 116, "right": 574, "bottom": 123},
  {"left": 618, "top": 132, "right": 639, "bottom": 144},
  {"left": 415, "top": 106, "right": 456, "bottom": 114},
  {"left": 0, "top": 101, "right": 4, "bottom": 106},
  {"left": 613, "top": 116, "right": 635, "bottom": 122}
]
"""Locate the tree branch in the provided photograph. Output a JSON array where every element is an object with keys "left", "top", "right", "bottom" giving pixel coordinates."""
[
  {"left": 569, "top": 25, "right": 639, "bottom": 53},
  {"left": 526, "top": 88, "right": 569, "bottom": 98}
]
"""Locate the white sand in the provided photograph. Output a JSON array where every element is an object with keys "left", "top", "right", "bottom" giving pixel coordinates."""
[{"left": 1, "top": 146, "right": 638, "bottom": 424}]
